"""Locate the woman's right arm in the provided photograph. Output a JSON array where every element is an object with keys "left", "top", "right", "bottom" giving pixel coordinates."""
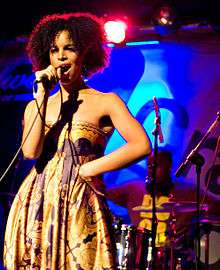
[
  {"left": 21, "top": 87, "right": 48, "bottom": 159},
  {"left": 22, "top": 65, "right": 58, "bottom": 159}
]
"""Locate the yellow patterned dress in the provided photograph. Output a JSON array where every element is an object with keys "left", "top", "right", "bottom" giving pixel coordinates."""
[{"left": 4, "top": 120, "right": 116, "bottom": 270}]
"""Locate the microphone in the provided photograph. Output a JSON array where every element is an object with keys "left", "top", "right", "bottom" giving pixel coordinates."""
[{"left": 152, "top": 96, "right": 164, "bottom": 143}]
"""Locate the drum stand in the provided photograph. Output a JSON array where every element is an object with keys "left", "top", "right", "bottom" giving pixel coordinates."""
[
  {"left": 169, "top": 210, "right": 184, "bottom": 270},
  {"left": 169, "top": 210, "right": 177, "bottom": 270}
]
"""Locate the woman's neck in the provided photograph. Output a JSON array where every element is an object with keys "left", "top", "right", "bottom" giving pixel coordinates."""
[{"left": 60, "top": 79, "right": 88, "bottom": 100}]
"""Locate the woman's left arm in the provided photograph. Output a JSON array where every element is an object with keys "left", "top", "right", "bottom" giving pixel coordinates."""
[{"left": 79, "top": 93, "right": 152, "bottom": 177}]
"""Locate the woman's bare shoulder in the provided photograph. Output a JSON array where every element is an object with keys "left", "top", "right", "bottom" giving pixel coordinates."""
[
  {"left": 85, "top": 89, "right": 118, "bottom": 97},
  {"left": 79, "top": 88, "right": 105, "bottom": 95},
  {"left": 100, "top": 91, "right": 123, "bottom": 105},
  {"left": 24, "top": 99, "right": 36, "bottom": 114}
]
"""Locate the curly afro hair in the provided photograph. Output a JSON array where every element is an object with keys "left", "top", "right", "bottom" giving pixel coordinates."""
[{"left": 26, "top": 12, "right": 109, "bottom": 77}]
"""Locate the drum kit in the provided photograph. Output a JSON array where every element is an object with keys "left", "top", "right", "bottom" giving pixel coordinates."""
[{"left": 113, "top": 201, "right": 220, "bottom": 270}]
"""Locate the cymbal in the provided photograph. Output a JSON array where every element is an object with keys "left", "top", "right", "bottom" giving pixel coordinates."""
[
  {"left": 197, "top": 215, "right": 220, "bottom": 225},
  {"left": 132, "top": 201, "right": 209, "bottom": 213},
  {"left": 200, "top": 218, "right": 220, "bottom": 225}
]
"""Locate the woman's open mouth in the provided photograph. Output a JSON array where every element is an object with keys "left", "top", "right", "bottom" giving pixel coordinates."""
[{"left": 58, "top": 64, "right": 71, "bottom": 77}]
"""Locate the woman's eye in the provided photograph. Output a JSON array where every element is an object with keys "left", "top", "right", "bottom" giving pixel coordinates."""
[
  {"left": 50, "top": 48, "right": 57, "bottom": 53},
  {"left": 67, "top": 47, "right": 76, "bottom": 51}
]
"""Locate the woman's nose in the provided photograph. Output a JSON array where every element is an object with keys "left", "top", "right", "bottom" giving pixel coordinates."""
[{"left": 58, "top": 51, "right": 67, "bottom": 61}]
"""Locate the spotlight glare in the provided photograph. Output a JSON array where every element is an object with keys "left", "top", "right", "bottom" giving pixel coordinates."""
[{"left": 104, "top": 20, "right": 127, "bottom": 44}]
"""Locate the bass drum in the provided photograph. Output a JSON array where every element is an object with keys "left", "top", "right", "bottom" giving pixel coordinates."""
[{"left": 200, "top": 224, "right": 220, "bottom": 270}]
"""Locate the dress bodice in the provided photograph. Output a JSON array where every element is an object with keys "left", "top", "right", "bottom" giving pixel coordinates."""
[
  {"left": 37, "top": 121, "right": 112, "bottom": 169},
  {"left": 59, "top": 121, "right": 110, "bottom": 156}
]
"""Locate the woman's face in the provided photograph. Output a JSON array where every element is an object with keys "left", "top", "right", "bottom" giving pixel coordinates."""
[{"left": 49, "top": 30, "right": 83, "bottom": 86}]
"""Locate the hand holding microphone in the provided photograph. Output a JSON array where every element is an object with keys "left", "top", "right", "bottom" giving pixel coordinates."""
[
  {"left": 34, "top": 65, "right": 61, "bottom": 89},
  {"left": 33, "top": 65, "right": 65, "bottom": 98}
]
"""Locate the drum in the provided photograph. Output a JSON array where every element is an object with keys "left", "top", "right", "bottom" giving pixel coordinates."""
[
  {"left": 113, "top": 223, "right": 193, "bottom": 270},
  {"left": 200, "top": 223, "right": 220, "bottom": 270},
  {"left": 114, "top": 224, "right": 151, "bottom": 270}
]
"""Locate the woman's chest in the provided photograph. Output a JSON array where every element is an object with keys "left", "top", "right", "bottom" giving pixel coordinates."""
[{"left": 46, "top": 93, "right": 113, "bottom": 133}]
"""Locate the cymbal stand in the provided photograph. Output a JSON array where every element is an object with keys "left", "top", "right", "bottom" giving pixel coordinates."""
[{"left": 193, "top": 153, "right": 205, "bottom": 270}]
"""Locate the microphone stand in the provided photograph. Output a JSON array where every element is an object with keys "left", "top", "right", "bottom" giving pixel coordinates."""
[
  {"left": 148, "top": 135, "right": 158, "bottom": 270},
  {"left": 175, "top": 111, "right": 220, "bottom": 270},
  {"left": 146, "top": 104, "right": 163, "bottom": 270}
]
